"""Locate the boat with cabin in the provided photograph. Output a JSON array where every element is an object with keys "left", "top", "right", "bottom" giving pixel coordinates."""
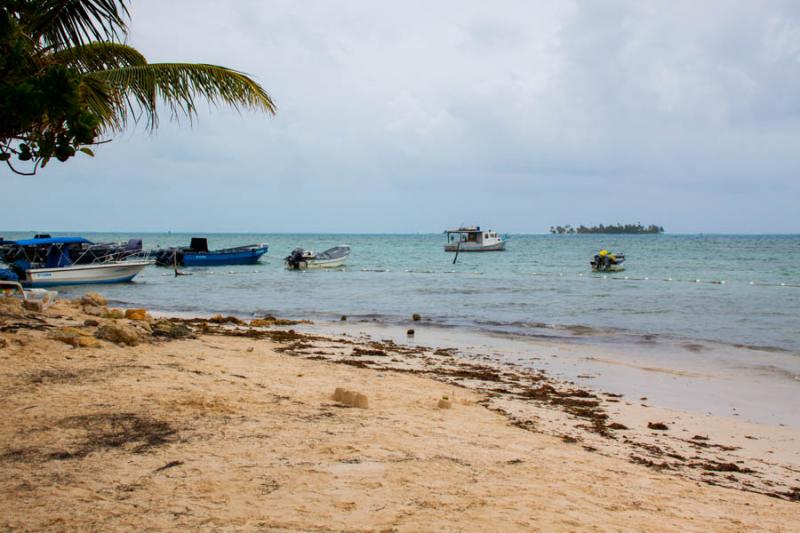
[
  {"left": 0, "top": 237, "right": 151, "bottom": 287},
  {"left": 285, "top": 245, "right": 351, "bottom": 270},
  {"left": 153, "top": 238, "right": 268, "bottom": 267},
  {"left": 444, "top": 227, "right": 506, "bottom": 252}
]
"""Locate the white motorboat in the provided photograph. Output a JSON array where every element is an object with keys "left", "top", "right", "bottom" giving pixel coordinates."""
[
  {"left": 285, "top": 245, "right": 351, "bottom": 270},
  {"left": 444, "top": 227, "right": 506, "bottom": 252},
  {"left": 0, "top": 237, "right": 152, "bottom": 287},
  {"left": 23, "top": 260, "right": 152, "bottom": 287}
]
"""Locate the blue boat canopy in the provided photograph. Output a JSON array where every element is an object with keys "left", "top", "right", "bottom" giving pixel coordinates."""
[{"left": 8, "top": 237, "right": 93, "bottom": 246}]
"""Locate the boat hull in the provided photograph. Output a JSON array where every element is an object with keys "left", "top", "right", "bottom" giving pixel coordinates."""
[
  {"left": 592, "top": 265, "right": 625, "bottom": 272},
  {"left": 181, "top": 246, "right": 268, "bottom": 267},
  {"left": 23, "top": 261, "right": 152, "bottom": 287},
  {"left": 284, "top": 257, "right": 347, "bottom": 270},
  {"left": 444, "top": 241, "right": 506, "bottom": 252},
  {"left": 591, "top": 263, "right": 625, "bottom": 272}
]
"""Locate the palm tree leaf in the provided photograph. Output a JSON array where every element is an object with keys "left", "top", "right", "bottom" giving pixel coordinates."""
[
  {"left": 86, "top": 63, "right": 276, "bottom": 130},
  {"left": 30, "top": 0, "right": 129, "bottom": 49},
  {"left": 78, "top": 75, "right": 124, "bottom": 131},
  {"left": 49, "top": 42, "right": 146, "bottom": 73}
]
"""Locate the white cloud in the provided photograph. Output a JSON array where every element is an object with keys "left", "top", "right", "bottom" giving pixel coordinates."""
[{"left": 3, "top": 0, "right": 799, "bottom": 233}]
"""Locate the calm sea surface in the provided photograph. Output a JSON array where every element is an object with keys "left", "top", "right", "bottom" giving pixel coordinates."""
[{"left": 4, "top": 232, "right": 800, "bottom": 353}]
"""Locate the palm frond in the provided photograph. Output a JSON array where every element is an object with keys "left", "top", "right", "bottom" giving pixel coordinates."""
[
  {"left": 31, "top": 0, "right": 129, "bottom": 49},
  {"left": 78, "top": 75, "right": 123, "bottom": 131},
  {"left": 86, "top": 63, "right": 276, "bottom": 130},
  {"left": 49, "top": 42, "right": 146, "bottom": 73}
]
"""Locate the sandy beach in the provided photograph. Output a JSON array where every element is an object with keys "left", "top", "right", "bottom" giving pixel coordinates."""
[{"left": 1, "top": 295, "right": 798, "bottom": 531}]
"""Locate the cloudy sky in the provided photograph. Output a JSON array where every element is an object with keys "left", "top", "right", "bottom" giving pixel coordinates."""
[{"left": 4, "top": 0, "right": 800, "bottom": 233}]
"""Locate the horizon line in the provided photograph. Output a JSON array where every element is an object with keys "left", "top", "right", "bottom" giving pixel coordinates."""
[{"left": 2, "top": 229, "right": 800, "bottom": 236}]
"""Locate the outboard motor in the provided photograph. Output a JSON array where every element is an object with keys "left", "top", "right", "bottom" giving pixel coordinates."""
[
  {"left": 155, "top": 248, "right": 184, "bottom": 267},
  {"left": 125, "top": 239, "right": 143, "bottom": 254},
  {"left": 286, "top": 248, "right": 306, "bottom": 270}
]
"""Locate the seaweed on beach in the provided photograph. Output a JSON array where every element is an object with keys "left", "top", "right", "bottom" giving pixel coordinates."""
[
  {"left": 208, "top": 315, "right": 245, "bottom": 325},
  {"left": 152, "top": 320, "right": 194, "bottom": 340},
  {"left": 690, "top": 461, "right": 755, "bottom": 474},
  {"left": 339, "top": 359, "right": 380, "bottom": 368},
  {"left": 776, "top": 487, "right": 800, "bottom": 502},
  {"left": 25, "top": 367, "right": 83, "bottom": 384},
  {"left": 57, "top": 412, "right": 177, "bottom": 457},
  {"left": 512, "top": 383, "right": 611, "bottom": 435},
  {"left": 275, "top": 341, "right": 314, "bottom": 353},
  {"left": 351, "top": 347, "right": 388, "bottom": 357},
  {"left": 1, "top": 413, "right": 177, "bottom": 463},
  {"left": 630, "top": 455, "right": 676, "bottom": 470},
  {"left": 434, "top": 365, "right": 504, "bottom": 382}
]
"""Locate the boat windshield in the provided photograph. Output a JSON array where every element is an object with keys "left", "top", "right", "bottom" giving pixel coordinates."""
[
  {"left": 446, "top": 231, "right": 479, "bottom": 243},
  {"left": 316, "top": 246, "right": 351, "bottom": 260}
]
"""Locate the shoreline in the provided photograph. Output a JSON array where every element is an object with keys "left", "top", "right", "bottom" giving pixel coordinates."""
[
  {"left": 1, "top": 295, "right": 798, "bottom": 530},
  {"left": 146, "top": 307, "right": 800, "bottom": 428},
  {"left": 130, "top": 295, "right": 800, "bottom": 356},
  {"left": 305, "top": 320, "right": 800, "bottom": 428}
]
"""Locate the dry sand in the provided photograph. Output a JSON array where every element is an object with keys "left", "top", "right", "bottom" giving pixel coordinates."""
[{"left": 0, "top": 297, "right": 798, "bottom": 531}]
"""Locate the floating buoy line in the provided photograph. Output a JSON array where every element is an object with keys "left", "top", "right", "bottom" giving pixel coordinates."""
[
  {"left": 157, "top": 267, "right": 799, "bottom": 288},
  {"left": 532, "top": 272, "right": 800, "bottom": 288}
]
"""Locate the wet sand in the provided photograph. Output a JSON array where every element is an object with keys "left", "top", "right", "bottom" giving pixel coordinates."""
[
  {"left": 304, "top": 320, "right": 800, "bottom": 428},
  {"left": 1, "top": 296, "right": 798, "bottom": 531}
]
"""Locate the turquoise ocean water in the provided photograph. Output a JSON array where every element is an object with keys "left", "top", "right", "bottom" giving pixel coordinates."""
[{"left": 4, "top": 232, "right": 799, "bottom": 354}]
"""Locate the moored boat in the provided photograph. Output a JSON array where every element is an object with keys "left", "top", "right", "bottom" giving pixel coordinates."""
[
  {"left": 154, "top": 238, "right": 268, "bottom": 267},
  {"left": 285, "top": 246, "right": 350, "bottom": 270},
  {"left": 444, "top": 227, "right": 506, "bottom": 252},
  {"left": 22, "top": 261, "right": 151, "bottom": 287},
  {"left": 590, "top": 250, "right": 625, "bottom": 272},
  {"left": 0, "top": 236, "right": 142, "bottom": 264},
  {"left": 0, "top": 237, "right": 151, "bottom": 287}
]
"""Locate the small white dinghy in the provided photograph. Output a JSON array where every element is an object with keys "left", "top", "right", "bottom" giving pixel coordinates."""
[{"left": 285, "top": 246, "right": 351, "bottom": 270}]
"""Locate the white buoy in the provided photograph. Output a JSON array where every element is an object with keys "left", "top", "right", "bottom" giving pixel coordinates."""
[{"left": 644, "top": 277, "right": 649, "bottom": 280}]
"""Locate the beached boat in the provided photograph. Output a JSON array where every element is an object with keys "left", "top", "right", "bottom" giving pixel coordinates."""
[
  {"left": 153, "top": 238, "right": 268, "bottom": 267},
  {"left": 0, "top": 237, "right": 151, "bottom": 287},
  {"left": 444, "top": 227, "right": 506, "bottom": 252},
  {"left": 590, "top": 250, "right": 625, "bottom": 272},
  {"left": 285, "top": 246, "right": 351, "bottom": 270}
]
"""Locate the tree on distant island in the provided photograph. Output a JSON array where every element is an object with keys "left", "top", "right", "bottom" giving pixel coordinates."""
[
  {"left": 0, "top": 1, "right": 275, "bottom": 175},
  {"left": 549, "top": 223, "right": 664, "bottom": 234}
]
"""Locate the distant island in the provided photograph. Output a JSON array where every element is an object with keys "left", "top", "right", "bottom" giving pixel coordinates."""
[{"left": 549, "top": 223, "right": 665, "bottom": 234}]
